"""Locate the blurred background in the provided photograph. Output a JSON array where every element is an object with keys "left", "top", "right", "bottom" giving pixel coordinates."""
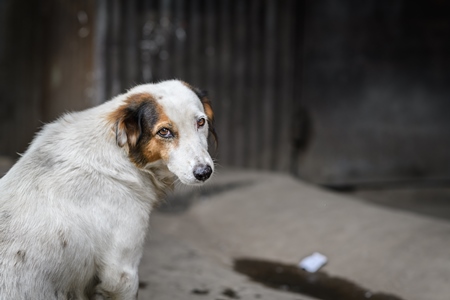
[
  {"left": 1, "top": 0, "right": 450, "bottom": 191},
  {"left": 2, "top": 2, "right": 450, "bottom": 299}
]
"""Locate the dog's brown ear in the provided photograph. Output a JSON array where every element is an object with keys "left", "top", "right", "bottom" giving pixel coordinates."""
[
  {"left": 110, "top": 94, "right": 157, "bottom": 148},
  {"left": 200, "top": 94, "right": 218, "bottom": 147},
  {"left": 114, "top": 106, "right": 142, "bottom": 148},
  {"left": 184, "top": 83, "right": 218, "bottom": 147}
]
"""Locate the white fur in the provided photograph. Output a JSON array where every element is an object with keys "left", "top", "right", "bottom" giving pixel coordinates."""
[{"left": 0, "top": 80, "right": 213, "bottom": 299}]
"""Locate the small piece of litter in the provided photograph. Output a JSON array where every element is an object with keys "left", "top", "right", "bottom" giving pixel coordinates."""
[{"left": 298, "top": 252, "right": 328, "bottom": 273}]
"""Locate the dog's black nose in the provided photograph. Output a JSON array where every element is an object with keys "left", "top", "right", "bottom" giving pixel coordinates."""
[{"left": 193, "top": 164, "right": 212, "bottom": 182}]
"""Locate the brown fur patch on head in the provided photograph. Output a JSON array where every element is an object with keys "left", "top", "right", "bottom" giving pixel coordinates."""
[
  {"left": 182, "top": 82, "right": 218, "bottom": 147},
  {"left": 107, "top": 93, "right": 178, "bottom": 168},
  {"left": 142, "top": 106, "right": 179, "bottom": 164}
]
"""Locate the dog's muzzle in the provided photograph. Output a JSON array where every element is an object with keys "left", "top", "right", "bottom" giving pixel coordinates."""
[{"left": 193, "top": 164, "right": 212, "bottom": 182}]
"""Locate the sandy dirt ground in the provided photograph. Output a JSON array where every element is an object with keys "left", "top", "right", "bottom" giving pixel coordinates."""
[
  {"left": 140, "top": 168, "right": 450, "bottom": 300},
  {"left": 2, "top": 157, "right": 450, "bottom": 300}
]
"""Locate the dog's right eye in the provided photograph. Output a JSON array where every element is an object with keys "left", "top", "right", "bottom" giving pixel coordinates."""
[{"left": 157, "top": 128, "right": 173, "bottom": 138}]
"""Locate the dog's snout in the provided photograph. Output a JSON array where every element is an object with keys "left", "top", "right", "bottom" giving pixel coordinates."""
[{"left": 193, "top": 164, "right": 212, "bottom": 182}]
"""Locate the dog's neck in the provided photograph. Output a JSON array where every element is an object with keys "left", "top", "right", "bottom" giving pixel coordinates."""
[
  {"left": 100, "top": 115, "right": 177, "bottom": 204},
  {"left": 141, "top": 162, "right": 176, "bottom": 200}
]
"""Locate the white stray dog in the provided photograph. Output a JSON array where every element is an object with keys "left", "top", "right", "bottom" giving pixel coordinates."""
[{"left": 0, "top": 80, "right": 216, "bottom": 299}]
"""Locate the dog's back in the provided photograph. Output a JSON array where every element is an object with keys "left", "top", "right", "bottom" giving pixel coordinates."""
[
  {"left": 0, "top": 110, "right": 116, "bottom": 299},
  {"left": 0, "top": 104, "right": 154, "bottom": 299}
]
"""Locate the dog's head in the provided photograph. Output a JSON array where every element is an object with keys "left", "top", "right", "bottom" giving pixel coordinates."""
[{"left": 108, "top": 80, "right": 216, "bottom": 185}]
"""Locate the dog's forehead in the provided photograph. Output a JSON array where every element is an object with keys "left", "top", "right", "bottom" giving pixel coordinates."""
[
  {"left": 130, "top": 81, "right": 204, "bottom": 118},
  {"left": 157, "top": 91, "right": 203, "bottom": 116}
]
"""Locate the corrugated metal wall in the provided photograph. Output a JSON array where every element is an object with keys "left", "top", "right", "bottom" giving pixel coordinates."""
[
  {"left": 3, "top": 0, "right": 450, "bottom": 184},
  {"left": 99, "top": 0, "right": 308, "bottom": 173}
]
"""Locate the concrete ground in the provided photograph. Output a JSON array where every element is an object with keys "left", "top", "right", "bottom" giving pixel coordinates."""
[
  {"left": 140, "top": 168, "right": 450, "bottom": 300},
  {"left": 2, "top": 158, "right": 450, "bottom": 299},
  {"left": 137, "top": 224, "right": 316, "bottom": 300}
]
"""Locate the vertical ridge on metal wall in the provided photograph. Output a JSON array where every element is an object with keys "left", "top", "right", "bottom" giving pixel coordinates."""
[
  {"left": 276, "top": 0, "right": 295, "bottom": 172},
  {"left": 262, "top": 0, "right": 277, "bottom": 170},
  {"left": 232, "top": 0, "right": 247, "bottom": 167},
  {"left": 217, "top": 0, "right": 232, "bottom": 165},
  {"left": 248, "top": 0, "right": 264, "bottom": 169}
]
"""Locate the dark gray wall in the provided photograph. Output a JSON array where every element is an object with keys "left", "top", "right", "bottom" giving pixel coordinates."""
[
  {"left": 0, "top": 1, "right": 42, "bottom": 156},
  {"left": 299, "top": 0, "right": 450, "bottom": 183},
  {"left": 0, "top": 0, "right": 97, "bottom": 157}
]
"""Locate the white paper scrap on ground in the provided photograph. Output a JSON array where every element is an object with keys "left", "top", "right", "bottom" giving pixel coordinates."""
[{"left": 298, "top": 252, "right": 328, "bottom": 272}]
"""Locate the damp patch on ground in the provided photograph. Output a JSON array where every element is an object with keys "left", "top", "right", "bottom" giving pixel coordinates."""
[{"left": 234, "top": 258, "right": 404, "bottom": 300}]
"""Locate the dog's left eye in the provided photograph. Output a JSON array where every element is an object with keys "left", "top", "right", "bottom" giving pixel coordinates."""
[
  {"left": 197, "top": 118, "right": 206, "bottom": 128},
  {"left": 157, "top": 128, "right": 173, "bottom": 138}
]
